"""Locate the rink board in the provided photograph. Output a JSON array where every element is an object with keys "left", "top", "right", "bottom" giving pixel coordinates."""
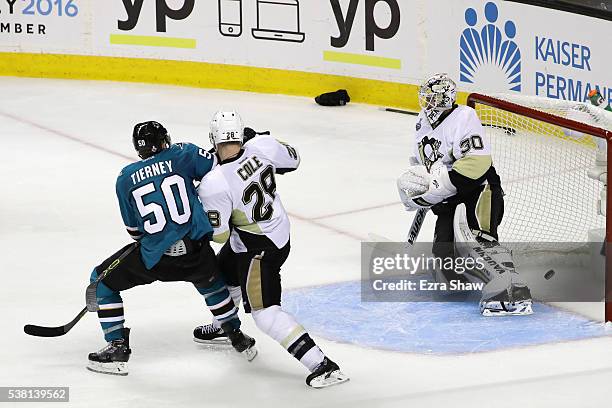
[{"left": 283, "top": 281, "right": 611, "bottom": 355}]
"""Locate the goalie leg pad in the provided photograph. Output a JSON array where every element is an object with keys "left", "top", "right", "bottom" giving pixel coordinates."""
[
  {"left": 453, "top": 204, "right": 533, "bottom": 316},
  {"left": 480, "top": 278, "right": 534, "bottom": 316},
  {"left": 480, "top": 300, "right": 533, "bottom": 316}
]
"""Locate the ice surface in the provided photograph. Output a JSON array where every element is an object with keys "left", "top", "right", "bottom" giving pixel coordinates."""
[
  {"left": 1, "top": 78, "right": 611, "bottom": 408},
  {"left": 283, "top": 282, "right": 610, "bottom": 354}
]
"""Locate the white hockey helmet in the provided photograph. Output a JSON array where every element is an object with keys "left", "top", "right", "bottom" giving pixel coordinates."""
[
  {"left": 418, "top": 73, "right": 457, "bottom": 121},
  {"left": 209, "top": 110, "right": 245, "bottom": 147}
]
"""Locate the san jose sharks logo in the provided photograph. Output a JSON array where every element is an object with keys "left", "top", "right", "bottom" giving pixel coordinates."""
[{"left": 418, "top": 136, "right": 443, "bottom": 172}]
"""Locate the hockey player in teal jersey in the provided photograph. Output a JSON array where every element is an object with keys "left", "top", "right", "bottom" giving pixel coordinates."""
[
  {"left": 87, "top": 121, "right": 256, "bottom": 376},
  {"left": 115, "top": 132, "right": 215, "bottom": 269}
]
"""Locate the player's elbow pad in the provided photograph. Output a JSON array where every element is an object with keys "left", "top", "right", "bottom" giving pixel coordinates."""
[{"left": 452, "top": 155, "right": 492, "bottom": 180}]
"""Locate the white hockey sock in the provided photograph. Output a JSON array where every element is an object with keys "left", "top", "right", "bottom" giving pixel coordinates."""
[
  {"left": 228, "top": 285, "right": 242, "bottom": 306},
  {"left": 252, "top": 305, "right": 325, "bottom": 372},
  {"left": 299, "top": 346, "right": 327, "bottom": 372},
  {"left": 213, "top": 286, "right": 243, "bottom": 329}
]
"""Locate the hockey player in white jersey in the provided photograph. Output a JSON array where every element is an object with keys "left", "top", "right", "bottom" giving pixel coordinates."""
[
  {"left": 193, "top": 110, "right": 349, "bottom": 388},
  {"left": 397, "top": 73, "right": 533, "bottom": 316}
]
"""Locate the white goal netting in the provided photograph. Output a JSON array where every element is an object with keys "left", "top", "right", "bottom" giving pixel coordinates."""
[{"left": 470, "top": 94, "right": 612, "bottom": 245}]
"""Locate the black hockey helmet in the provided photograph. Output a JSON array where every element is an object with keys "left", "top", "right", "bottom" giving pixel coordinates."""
[{"left": 132, "top": 121, "right": 172, "bottom": 159}]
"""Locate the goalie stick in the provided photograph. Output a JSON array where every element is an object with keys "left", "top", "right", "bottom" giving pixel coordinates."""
[
  {"left": 382, "top": 107, "right": 516, "bottom": 135},
  {"left": 365, "top": 207, "right": 429, "bottom": 250},
  {"left": 24, "top": 243, "right": 139, "bottom": 338},
  {"left": 406, "top": 208, "right": 428, "bottom": 246}
]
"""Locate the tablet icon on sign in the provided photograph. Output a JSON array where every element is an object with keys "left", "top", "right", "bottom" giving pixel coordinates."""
[
  {"left": 219, "top": 0, "right": 243, "bottom": 37},
  {"left": 252, "top": 0, "right": 305, "bottom": 43}
]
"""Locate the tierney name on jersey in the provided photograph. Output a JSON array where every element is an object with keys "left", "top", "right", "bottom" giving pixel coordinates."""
[{"left": 130, "top": 160, "right": 174, "bottom": 185}]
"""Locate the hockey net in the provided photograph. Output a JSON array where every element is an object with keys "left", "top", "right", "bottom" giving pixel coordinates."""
[{"left": 467, "top": 93, "right": 612, "bottom": 321}]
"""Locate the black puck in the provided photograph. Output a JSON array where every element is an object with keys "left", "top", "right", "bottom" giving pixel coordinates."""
[{"left": 544, "top": 269, "right": 555, "bottom": 280}]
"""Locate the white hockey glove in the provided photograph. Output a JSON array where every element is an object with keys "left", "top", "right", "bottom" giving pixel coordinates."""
[
  {"left": 397, "top": 165, "right": 431, "bottom": 211},
  {"left": 398, "top": 162, "right": 457, "bottom": 211}
]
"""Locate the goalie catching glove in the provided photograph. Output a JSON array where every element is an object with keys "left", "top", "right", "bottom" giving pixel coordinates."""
[{"left": 397, "top": 162, "right": 457, "bottom": 211}]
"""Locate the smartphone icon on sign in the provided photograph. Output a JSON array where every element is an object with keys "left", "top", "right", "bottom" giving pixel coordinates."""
[{"left": 219, "top": 0, "right": 242, "bottom": 37}]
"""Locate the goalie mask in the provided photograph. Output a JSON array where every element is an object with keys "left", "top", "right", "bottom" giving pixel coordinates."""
[
  {"left": 418, "top": 73, "right": 457, "bottom": 124},
  {"left": 209, "top": 110, "right": 245, "bottom": 148}
]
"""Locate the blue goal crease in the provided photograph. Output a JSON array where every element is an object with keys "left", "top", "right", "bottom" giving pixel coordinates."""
[{"left": 281, "top": 281, "right": 611, "bottom": 355}]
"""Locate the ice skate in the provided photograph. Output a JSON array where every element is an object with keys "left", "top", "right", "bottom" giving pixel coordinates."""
[
  {"left": 193, "top": 323, "right": 231, "bottom": 346},
  {"left": 306, "top": 357, "right": 349, "bottom": 389},
  {"left": 87, "top": 328, "right": 132, "bottom": 376},
  {"left": 221, "top": 322, "right": 258, "bottom": 362}
]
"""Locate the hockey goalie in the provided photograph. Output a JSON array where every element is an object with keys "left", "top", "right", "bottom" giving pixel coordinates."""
[{"left": 397, "top": 73, "right": 533, "bottom": 316}]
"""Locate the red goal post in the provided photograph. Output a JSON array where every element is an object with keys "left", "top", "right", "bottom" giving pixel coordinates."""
[{"left": 467, "top": 93, "right": 612, "bottom": 322}]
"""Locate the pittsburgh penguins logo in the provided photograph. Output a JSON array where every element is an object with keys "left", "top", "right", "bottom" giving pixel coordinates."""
[{"left": 418, "top": 136, "right": 443, "bottom": 172}]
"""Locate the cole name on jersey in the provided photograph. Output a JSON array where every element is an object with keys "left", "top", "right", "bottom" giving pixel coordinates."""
[{"left": 237, "top": 156, "right": 264, "bottom": 181}]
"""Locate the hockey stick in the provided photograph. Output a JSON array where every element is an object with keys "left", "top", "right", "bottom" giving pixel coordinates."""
[
  {"left": 24, "top": 243, "right": 139, "bottom": 338},
  {"left": 381, "top": 108, "right": 517, "bottom": 135},
  {"left": 23, "top": 306, "right": 89, "bottom": 338},
  {"left": 364, "top": 208, "right": 428, "bottom": 250},
  {"left": 365, "top": 232, "right": 432, "bottom": 277},
  {"left": 380, "top": 107, "right": 419, "bottom": 116},
  {"left": 407, "top": 208, "right": 428, "bottom": 247},
  {"left": 85, "top": 242, "right": 140, "bottom": 312},
  {"left": 363, "top": 232, "right": 396, "bottom": 256}
]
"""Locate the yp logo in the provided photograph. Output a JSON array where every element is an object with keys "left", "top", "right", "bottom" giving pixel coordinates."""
[
  {"left": 324, "top": 0, "right": 401, "bottom": 70},
  {"left": 110, "top": 0, "right": 196, "bottom": 49},
  {"left": 119, "top": 0, "right": 194, "bottom": 32},
  {"left": 459, "top": 2, "right": 521, "bottom": 92}
]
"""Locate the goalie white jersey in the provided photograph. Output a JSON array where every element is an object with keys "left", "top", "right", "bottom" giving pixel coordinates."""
[
  {"left": 414, "top": 105, "right": 492, "bottom": 179},
  {"left": 197, "top": 135, "right": 300, "bottom": 252}
]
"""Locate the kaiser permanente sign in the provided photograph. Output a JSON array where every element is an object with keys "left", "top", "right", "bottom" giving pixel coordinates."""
[
  {"left": 427, "top": 1, "right": 610, "bottom": 105},
  {"left": 0, "top": 0, "right": 608, "bottom": 107}
]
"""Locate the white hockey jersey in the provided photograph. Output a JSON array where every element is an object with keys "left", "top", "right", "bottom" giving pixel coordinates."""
[
  {"left": 197, "top": 135, "right": 300, "bottom": 253},
  {"left": 414, "top": 105, "right": 492, "bottom": 180}
]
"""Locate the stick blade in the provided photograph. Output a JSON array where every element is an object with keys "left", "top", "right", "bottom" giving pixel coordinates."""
[
  {"left": 24, "top": 324, "right": 66, "bottom": 337},
  {"left": 23, "top": 306, "right": 88, "bottom": 338}
]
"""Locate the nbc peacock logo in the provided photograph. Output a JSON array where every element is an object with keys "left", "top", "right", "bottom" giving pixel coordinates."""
[{"left": 459, "top": 2, "right": 521, "bottom": 92}]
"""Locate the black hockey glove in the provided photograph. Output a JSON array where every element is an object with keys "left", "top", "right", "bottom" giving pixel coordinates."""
[{"left": 244, "top": 127, "right": 270, "bottom": 143}]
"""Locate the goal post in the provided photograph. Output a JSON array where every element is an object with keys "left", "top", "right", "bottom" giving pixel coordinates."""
[{"left": 466, "top": 93, "right": 612, "bottom": 322}]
